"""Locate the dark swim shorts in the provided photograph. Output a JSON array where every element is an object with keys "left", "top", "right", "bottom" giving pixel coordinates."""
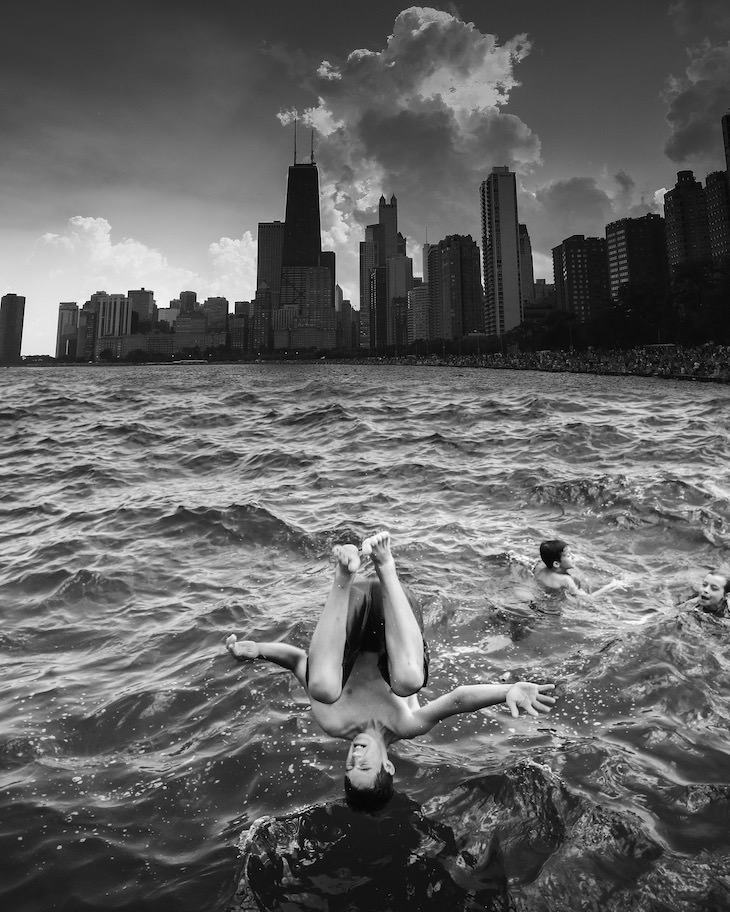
[{"left": 307, "top": 579, "right": 430, "bottom": 691}]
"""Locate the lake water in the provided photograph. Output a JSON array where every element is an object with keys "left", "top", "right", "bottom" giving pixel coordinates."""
[{"left": 1, "top": 363, "right": 729, "bottom": 911}]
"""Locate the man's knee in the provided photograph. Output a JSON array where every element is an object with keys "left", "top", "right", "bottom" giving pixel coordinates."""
[
  {"left": 307, "top": 672, "right": 343, "bottom": 705},
  {"left": 389, "top": 666, "right": 425, "bottom": 698}
]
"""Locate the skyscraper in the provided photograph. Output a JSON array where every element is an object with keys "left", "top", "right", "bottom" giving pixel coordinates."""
[
  {"left": 127, "top": 288, "right": 156, "bottom": 333},
  {"left": 55, "top": 302, "right": 79, "bottom": 359},
  {"left": 278, "top": 151, "right": 335, "bottom": 317},
  {"left": 179, "top": 290, "right": 198, "bottom": 314},
  {"left": 282, "top": 163, "right": 322, "bottom": 268},
  {"left": 428, "top": 235, "right": 483, "bottom": 341},
  {"left": 93, "top": 291, "right": 131, "bottom": 338},
  {"left": 705, "top": 171, "right": 730, "bottom": 263},
  {"left": 0, "top": 294, "right": 25, "bottom": 364},
  {"left": 257, "top": 220, "right": 284, "bottom": 309},
  {"left": 359, "top": 224, "right": 380, "bottom": 349},
  {"left": 552, "top": 235, "right": 609, "bottom": 324},
  {"left": 480, "top": 167, "right": 522, "bottom": 335},
  {"left": 518, "top": 224, "right": 535, "bottom": 316},
  {"left": 605, "top": 214, "right": 669, "bottom": 302},
  {"left": 407, "top": 285, "right": 431, "bottom": 344},
  {"left": 358, "top": 194, "right": 412, "bottom": 350},
  {"left": 663, "top": 170, "right": 711, "bottom": 273}
]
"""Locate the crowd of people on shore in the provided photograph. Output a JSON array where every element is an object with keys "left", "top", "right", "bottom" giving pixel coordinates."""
[{"left": 365, "top": 343, "right": 730, "bottom": 383}]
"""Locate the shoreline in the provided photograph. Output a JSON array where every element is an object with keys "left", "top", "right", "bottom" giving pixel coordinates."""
[{"left": 15, "top": 343, "right": 730, "bottom": 384}]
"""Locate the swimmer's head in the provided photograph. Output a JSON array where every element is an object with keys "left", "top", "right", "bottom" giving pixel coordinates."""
[
  {"left": 344, "top": 732, "right": 395, "bottom": 812},
  {"left": 540, "top": 539, "right": 573, "bottom": 572},
  {"left": 699, "top": 570, "right": 730, "bottom": 614},
  {"left": 344, "top": 764, "right": 394, "bottom": 812}
]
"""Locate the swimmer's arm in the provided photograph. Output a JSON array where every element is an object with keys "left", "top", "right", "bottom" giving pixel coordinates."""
[
  {"left": 590, "top": 579, "right": 626, "bottom": 597},
  {"left": 573, "top": 578, "right": 628, "bottom": 599},
  {"left": 407, "top": 682, "right": 556, "bottom": 735},
  {"left": 226, "top": 635, "right": 308, "bottom": 687}
]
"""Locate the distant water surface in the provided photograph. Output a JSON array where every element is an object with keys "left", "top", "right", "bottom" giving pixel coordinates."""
[{"left": 1, "top": 363, "right": 729, "bottom": 911}]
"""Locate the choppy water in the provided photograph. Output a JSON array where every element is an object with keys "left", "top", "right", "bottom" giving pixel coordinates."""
[{"left": 1, "top": 363, "right": 729, "bottom": 912}]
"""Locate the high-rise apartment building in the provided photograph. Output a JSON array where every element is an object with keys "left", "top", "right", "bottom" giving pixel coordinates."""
[
  {"left": 0, "top": 294, "right": 25, "bottom": 364},
  {"left": 605, "top": 214, "right": 669, "bottom": 301},
  {"left": 663, "top": 170, "right": 711, "bottom": 272},
  {"left": 518, "top": 224, "right": 535, "bottom": 316},
  {"left": 359, "top": 224, "right": 380, "bottom": 350},
  {"left": 427, "top": 235, "right": 483, "bottom": 341},
  {"left": 407, "top": 284, "right": 431, "bottom": 344},
  {"left": 705, "top": 171, "right": 730, "bottom": 263},
  {"left": 55, "top": 302, "right": 79, "bottom": 359},
  {"left": 480, "top": 167, "right": 522, "bottom": 335},
  {"left": 92, "top": 291, "right": 131, "bottom": 339},
  {"left": 257, "top": 221, "right": 284, "bottom": 309},
  {"left": 77, "top": 302, "right": 98, "bottom": 361},
  {"left": 127, "top": 288, "right": 156, "bottom": 333},
  {"left": 202, "top": 297, "right": 229, "bottom": 332},
  {"left": 386, "top": 254, "right": 413, "bottom": 348},
  {"left": 552, "top": 235, "right": 609, "bottom": 323},
  {"left": 722, "top": 111, "right": 730, "bottom": 173},
  {"left": 179, "top": 290, "right": 198, "bottom": 314}
]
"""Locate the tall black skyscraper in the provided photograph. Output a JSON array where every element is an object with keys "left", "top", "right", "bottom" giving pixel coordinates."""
[
  {"left": 282, "top": 163, "right": 322, "bottom": 268},
  {"left": 278, "top": 134, "right": 335, "bottom": 312}
]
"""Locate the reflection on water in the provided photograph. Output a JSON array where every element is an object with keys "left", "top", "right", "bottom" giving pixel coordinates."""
[{"left": 0, "top": 363, "right": 729, "bottom": 911}]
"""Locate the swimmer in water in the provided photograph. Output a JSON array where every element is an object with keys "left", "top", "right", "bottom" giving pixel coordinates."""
[
  {"left": 227, "top": 531, "right": 556, "bottom": 812},
  {"left": 684, "top": 569, "right": 730, "bottom": 617},
  {"left": 533, "top": 539, "right": 625, "bottom": 598}
]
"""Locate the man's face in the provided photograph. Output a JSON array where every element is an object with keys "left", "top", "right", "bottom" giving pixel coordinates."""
[
  {"left": 345, "top": 732, "right": 389, "bottom": 789},
  {"left": 557, "top": 547, "right": 575, "bottom": 572},
  {"left": 700, "top": 573, "right": 728, "bottom": 611}
]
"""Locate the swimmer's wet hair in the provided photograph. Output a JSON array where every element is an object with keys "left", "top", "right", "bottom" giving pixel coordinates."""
[
  {"left": 343, "top": 765, "right": 394, "bottom": 813},
  {"left": 540, "top": 539, "right": 568, "bottom": 568}
]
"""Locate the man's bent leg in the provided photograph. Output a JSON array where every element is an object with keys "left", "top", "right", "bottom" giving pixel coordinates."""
[
  {"left": 363, "top": 531, "right": 425, "bottom": 697},
  {"left": 307, "top": 544, "right": 360, "bottom": 704}
]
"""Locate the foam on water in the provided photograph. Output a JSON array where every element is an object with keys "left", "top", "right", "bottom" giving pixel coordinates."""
[{"left": 1, "top": 363, "right": 729, "bottom": 911}]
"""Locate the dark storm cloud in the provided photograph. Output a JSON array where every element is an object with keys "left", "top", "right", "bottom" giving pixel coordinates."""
[
  {"left": 663, "top": 0, "right": 730, "bottom": 168},
  {"left": 535, "top": 178, "right": 615, "bottom": 233},
  {"left": 663, "top": 41, "right": 730, "bottom": 165}
]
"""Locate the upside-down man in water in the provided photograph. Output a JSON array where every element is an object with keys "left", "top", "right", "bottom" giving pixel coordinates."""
[{"left": 226, "top": 531, "right": 556, "bottom": 811}]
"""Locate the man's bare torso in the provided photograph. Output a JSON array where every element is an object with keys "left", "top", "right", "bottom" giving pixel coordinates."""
[{"left": 308, "top": 651, "right": 421, "bottom": 743}]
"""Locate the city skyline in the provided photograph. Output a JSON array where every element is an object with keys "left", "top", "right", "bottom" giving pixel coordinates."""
[{"left": 3, "top": 0, "right": 730, "bottom": 355}]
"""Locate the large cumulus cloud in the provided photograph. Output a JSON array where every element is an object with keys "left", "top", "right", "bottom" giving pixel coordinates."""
[
  {"left": 278, "top": 7, "right": 540, "bottom": 296},
  {"left": 17, "top": 216, "right": 257, "bottom": 353}
]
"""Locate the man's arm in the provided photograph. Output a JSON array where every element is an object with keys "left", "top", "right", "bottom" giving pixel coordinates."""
[
  {"left": 407, "top": 681, "right": 556, "bottom": 736},
  {"left": 226, "top": 635, "right": 308, "bottom": 688}
]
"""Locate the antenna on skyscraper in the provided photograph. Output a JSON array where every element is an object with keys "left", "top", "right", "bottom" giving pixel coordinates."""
[
  {"left": 310, "top": 129, "right": 315, "bottom": 164},
  {"left": 293, "top": 116, "right": 297, "bottom": 164}
]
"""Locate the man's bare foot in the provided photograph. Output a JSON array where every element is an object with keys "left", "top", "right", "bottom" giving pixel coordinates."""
[
  {"left": 333, "top": 543, "right": 361, "bottom": 575},
  {"left": 226, "top": 634, "right": 259, "bottom": 661},
  {"left": 361, "top": 531, "right": 394, "bottom": 568}
]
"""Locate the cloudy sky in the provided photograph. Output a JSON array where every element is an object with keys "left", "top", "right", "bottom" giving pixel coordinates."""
[{"left": 3, "top": 0, "right": 730, "bottom": 354}]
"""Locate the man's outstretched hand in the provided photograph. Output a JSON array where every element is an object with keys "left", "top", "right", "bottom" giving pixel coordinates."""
[
  {"left": 505, "top": 682, "right": 556, "bottom": 718},
  {"left": 226, "top": 634, "right": 258, "bottom": 661}
]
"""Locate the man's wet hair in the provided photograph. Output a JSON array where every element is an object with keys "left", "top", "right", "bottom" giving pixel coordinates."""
[
  {"left": 540, "top": 539, "right": 568, "bottom": 568},
  {"left": 343, "top": 765, "right": 394, "bottom": 813}
]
